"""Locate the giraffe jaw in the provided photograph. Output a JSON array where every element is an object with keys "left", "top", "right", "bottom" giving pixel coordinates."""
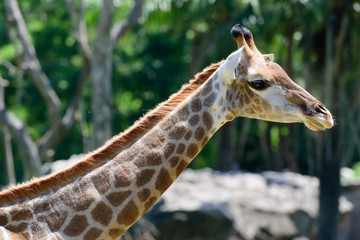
[{"left": 304, "top": 114, "right": 334, "bottom": 131}]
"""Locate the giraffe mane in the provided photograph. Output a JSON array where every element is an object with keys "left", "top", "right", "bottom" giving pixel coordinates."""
[{"left": 0, "top": 61, "right": 223, "bottom": 206}]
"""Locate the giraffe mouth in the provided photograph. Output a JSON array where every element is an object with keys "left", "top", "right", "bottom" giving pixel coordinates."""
[
  {"left": 304, "top": 119, "right": 330, "bottom": 131},
  {"left": 303, "top": 112, "right": 334, "bottom": 131}
]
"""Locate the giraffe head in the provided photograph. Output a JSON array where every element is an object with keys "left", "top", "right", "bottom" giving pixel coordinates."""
[{"left": 218, "top": 25, "right": 333, "bottom": 131}]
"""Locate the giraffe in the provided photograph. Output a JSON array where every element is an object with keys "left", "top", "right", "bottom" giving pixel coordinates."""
[{"left": 0, "top": 25, "right": 333, "bottom": 240}]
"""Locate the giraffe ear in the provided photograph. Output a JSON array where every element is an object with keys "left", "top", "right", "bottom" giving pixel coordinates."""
[
  {"left": 232, "top": 46, "right": 251, "bottom": 80},
  {"left": 263, "top": 53, "right": 274, "bottom": 62},
  {"left": 219, "top": 48, "right": 244, "bottom": 84}
]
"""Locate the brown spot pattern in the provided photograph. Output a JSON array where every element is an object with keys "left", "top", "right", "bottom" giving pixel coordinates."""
[
  {"left": 239, "top": 93, "right": 244, "bottom": 105},
  {"left": 176, "top": 143, "right": 185, "bottom": 154},
  {"left": 38, "top": 210, "right": 67, "bottom": 232},
  {"left": 84, "top": 227, "right": 102, "bottom": 240},
  {"left": 202, "top": 111, "right": 214, "bottom": 130},
  {"left": 106, "top": 191, "right": 131, "bottom": 207},
  {"left": 191, "top": 99, "right": 202, "bottom": 112},
  {"left": 60, "top": 181, "right": 95, "bottom": 211},
  {"left": 114, "top": 166, "right": 132, "bottom": 188},
  {"left": 184, "top": 130, "right": 192, "bottom": 140},
  {"left": 169, "top": 125, "right": 187, "bottom": 140},
  {"left": 203, "top": 93, "right": 217, "bottom": 107},
  {"left": 178, "top": 105, "right": 190, "bottom": 120},
  {"left": 189, "top": 115, "right": 200, "bottom": 126},
  {"left": 63, "top": 215, "right": 89, "bottom": 237},
  {"left": 109, "top": 228, "right": 123, "bottom": 239},
  {"left": 176, "top": 160, "right": 188, "bottom": 176},
  {"left": 169, "top": 156, "right": 180, "bottom": 167},
  {"left": 244, "top": 95, "right": 250, "bottom": 104},
  {"left": 202, "top": 80, "right": 213, "bottom": 96},
  {"left": 61, "top": 190, "right": 95, "bottom": 212},
  {"left": 253, "top": 105, "right": 262, "bottom": 113},
  {"left": 33, "top": 201, "right": 51, "bottom": 214},
  {"left": 22, "top": 233, "right": 30, "bottom": 239},
  {"left": 155, "top": 168, "right": 173, "bottom": 194},
  {"left": 142, "top": 131, "right": 165, "bottom": 149},
  {"left": 215, "top": 82, "right": 220, "bottom": 90},
  {"left": 31, "top": 222, "right": 46, "bottom": 237},
  {"left": 6, "top": 223, "right": 27, "bottom": 233},
  {"left": 138, "top": 189, "right": 151, "bottom": 202},
  {"left": 164, "top": 143, "right": 175, "bottom": 158},
  {"left": 159, "top": 115, "right": 178, "bottom": 131},
  {"left": 91, "top": 202, "right": 112, "bottom": 226},
  {"left": 136, "top": 169, "right": 155, "bottom": 187},
  {"left": 0, "top": 210, "right": 8, "bottom": 226},
  {"left": 92, "top": 173, "right": 111, "bottom": 195},
  {"left": 245, "top": 108, "right": 255, "bottom": 114},
  {"left": 117, "top": 200, "right": 139, "bottom": 226},
  {"left": 10, "top": 208, "right": 32, "bottom": 221},
  {"left": 134, "top": 152, "right": 162, "bottom": 167},
  {"left": 194, "top": 127, "right": 205, "bottom": 141},
  {"left": 187, "top": 144, "right": 198, "bottom": 159},
  {"left": 121, "top": 144, "right": 142, "bottom": 163}
]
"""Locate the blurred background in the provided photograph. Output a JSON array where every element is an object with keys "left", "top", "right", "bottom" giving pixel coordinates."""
[{"left": 0, "top": 0, "right": 359, "bottom": 239}]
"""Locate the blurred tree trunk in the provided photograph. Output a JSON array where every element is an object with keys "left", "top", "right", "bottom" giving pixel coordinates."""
[
  {"left": 90, "top": 0, "right": 115, "bottom": 149},
  {"left": 217, "top": 121, "right": 235, "bottom": 171},
  {"left": 0, "top": 78, "right": 16, "bottom": 184},
  {"left": 2, "top": 125, "right": 16, "bottom": 185},
  {"left": 90, "top": 0, "right": 143, "bottom": 149},
  {"left": 318, "top": 1, "right": 350, "bottom": 240}
]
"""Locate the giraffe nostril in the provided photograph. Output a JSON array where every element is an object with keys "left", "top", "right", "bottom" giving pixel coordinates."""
[{"left": 315, "top": 104, "right": 327, "bottom": 115}]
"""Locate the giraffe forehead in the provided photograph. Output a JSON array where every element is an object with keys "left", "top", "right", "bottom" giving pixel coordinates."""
[
  {"left": 255, "top": 62, "right": 294, "bottom": 87},
  {"left": 247, "top": 67, "right": 258, "bottom": 79}
]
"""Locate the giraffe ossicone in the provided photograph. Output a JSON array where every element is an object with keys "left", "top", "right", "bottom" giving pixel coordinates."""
[{"left": 0, "top": 25, "right": 333, "bottom": 240}]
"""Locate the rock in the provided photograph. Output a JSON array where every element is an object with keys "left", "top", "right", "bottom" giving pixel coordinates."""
[
  {"left": 141, "top": 169, "right": 352, "bottom": 240},
  {"left": 339, "top": 181, "right": 360, "bottom": 240},
  {"left": 41, "top": 154, "right": 85, "bottom": 174}
]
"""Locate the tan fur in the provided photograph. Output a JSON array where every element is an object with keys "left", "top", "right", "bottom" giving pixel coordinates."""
[{"left": 0, "top": 61, "right": 223, "bottom": 206}]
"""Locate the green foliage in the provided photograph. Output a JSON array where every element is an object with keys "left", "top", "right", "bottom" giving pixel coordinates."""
[
  {"left": 353, "top": 162, "right": 360, "bottom": 178},
  {"left": 0, "top": 44, "right": 16, "bottom": 60}
]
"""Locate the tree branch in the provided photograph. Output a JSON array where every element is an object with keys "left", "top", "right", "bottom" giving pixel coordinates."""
[
  {"left": 36, "top": 0, "right": 95, "bottom": 159},
  {"left": 64, "top": 0, "right": 92, "bottom": 60},
  {"left": 4, "top": 0, "right": 62, "bottom": 125},
  {"left": 37, "top": 57, "right": 91, "bottom": 159},
  {"left": 110, "top": 0, "right": 143, "bottom": 48},
  {"left": 0, "top": 76, "right": 41, "bottom": 177},
  {"left": 2, "top": 125, "right": 16, "bottom": 185},
  {"left": 89, "top": 0, "right": 117, "bottom": 149}
]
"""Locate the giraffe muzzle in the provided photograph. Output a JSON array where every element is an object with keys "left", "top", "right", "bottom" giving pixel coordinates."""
[{"left": 303, "top": 103, "right": 334, "bottom": 131}]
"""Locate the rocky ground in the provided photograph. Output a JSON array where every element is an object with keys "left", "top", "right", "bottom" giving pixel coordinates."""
[{"left": 123, "top": 169, "right": 353, "bottom": 240}]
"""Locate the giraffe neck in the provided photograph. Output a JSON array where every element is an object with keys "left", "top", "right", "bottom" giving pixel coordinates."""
[{"left": 0, "top": 71, "right": 231, "bottom": 239}]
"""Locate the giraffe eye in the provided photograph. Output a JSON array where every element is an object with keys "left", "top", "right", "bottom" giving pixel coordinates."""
[{"left": 248, "top": 79, "right": 269, "bottom": 91}]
